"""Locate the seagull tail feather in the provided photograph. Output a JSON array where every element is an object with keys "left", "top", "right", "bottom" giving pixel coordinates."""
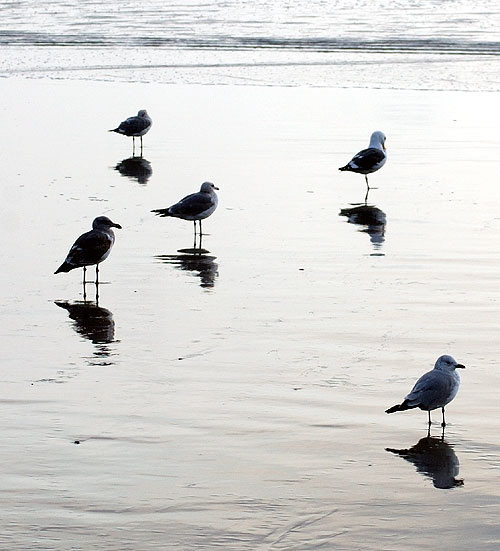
[
  {"left": 385, "top": 400, "right": 411, "bottom": 414},
  {"left": 338, "top": 164, "right": 351, "bottom": 172},
  {"left": 151, "top": 208, "right": 172, "bottom": 217},
  {"left": 54, "top": 262, "right": 74, "bottom": 274}
]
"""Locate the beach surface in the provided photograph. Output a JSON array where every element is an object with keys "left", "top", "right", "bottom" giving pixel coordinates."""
[{"left": 1, "top": 77, "right": 499, "bottom": 549}]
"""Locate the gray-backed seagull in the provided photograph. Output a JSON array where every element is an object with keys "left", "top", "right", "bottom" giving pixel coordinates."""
[
  {"left": 110, "top": 109, "right": 152, "bottom": 155},
  {"left": 385, "top": 355, "right": 465, "bottom": 427},
  {"left": 152, "top": 182, "right": 219, "bottom": 235}
]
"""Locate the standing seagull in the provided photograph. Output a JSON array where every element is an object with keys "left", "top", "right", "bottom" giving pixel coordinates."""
[
  {"left": 55, "top": 216, "right": 122, "bottom": 285},
  {"left": 109, "top": 109, "right": 152, "bottom": 156},
  {"left": 151, "top": 181, "right": 219, "bottom": 236},
  {"left": 385, "top": 355, "right": 465, "bottom": 427},
  {"left": 339, "top": 130, "right": 387, "bottom": 193}
]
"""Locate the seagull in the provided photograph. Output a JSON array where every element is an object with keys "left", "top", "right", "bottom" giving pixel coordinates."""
[
  {"left": 339, "top": 130, "right": 387, "bottom": 192},
  {"left": 385, "top": 355, "right": 465, "bottom": 427},
  {"left": 55, "top": 216, "right": 122, "bottom": 284},
  {"left": 151, "top": 181, "right": 219, "bottom": 235},
  {"left": 109, "top": 109, "right": 152, "bottom": 155}
]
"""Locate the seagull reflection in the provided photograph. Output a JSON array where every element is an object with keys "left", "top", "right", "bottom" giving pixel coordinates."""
[
  {"left": 339, "top": 203, "right": 386, "bottom": 249},
  {"left": 55, "top": 300, "right": 115, "bottom": 361},
  {"left": 155, "top": 244, "right": 218, "bottom": 289},
  {"left": 386, "top": 433, "right": 463, "bottom": 489},
  {"left": 114, "top": 156, "right": 152, "bottom": 184}
]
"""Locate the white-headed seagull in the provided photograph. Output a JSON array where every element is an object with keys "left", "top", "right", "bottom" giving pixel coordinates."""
[
  {"left": 152, "top": 182, "right": 219, "bottom": 236},
  {"left": 339, "top": 130, "right": 387, "bottom": 191}
]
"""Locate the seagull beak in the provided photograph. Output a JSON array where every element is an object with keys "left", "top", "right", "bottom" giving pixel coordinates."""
[
  {"left": 456, "top": 363, "right": 466, "bottom": 369},
  {"left": 382, "top": 141, "right": 387, "bottom": 151},
  {"left": 213, "top": 186, "right": 220, "bottom": 190},
  {"left": 113, "top": 223, "right": 122, "bottom": 229}
]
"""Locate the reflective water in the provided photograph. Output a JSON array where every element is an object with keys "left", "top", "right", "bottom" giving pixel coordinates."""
[
  {"left": 1, "top": 77, "right": 499, "bottom": 549},
  {"left": 386, "top": 431, "right": 464, "bottom": 489},
  {"left": 1, "top": 0, "right": 499, "bottom": 90},
  {"left": 1, "top": 1, "right": 500, "bottom": 548}
]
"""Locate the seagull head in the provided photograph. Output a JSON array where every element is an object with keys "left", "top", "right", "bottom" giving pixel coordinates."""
[
  {"left": 370, "top": 130, "right": 387, "bottom": 151},
  {"left": 434, "top": 354, "right": 465, "bottom": 371},
  {"left": 138, "top": 110, "right": 149, "bottom": 117},
  {"left": 200, "top": 181, "right": 219, "bottom": 192},
  {"left": 93, "top": 216, "right": 122, "bottom": 230}
]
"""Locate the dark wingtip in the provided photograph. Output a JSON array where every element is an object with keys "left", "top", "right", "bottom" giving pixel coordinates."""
[
  {"left": 151, "top": 209, "right": 169, "bottom": 217},
  {"left": 55, "top": 263, "right": 72, "bottom": 274}
]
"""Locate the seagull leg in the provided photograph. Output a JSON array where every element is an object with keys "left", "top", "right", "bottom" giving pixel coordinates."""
[
  {"left": 427, "top": 410, "right": 432, "bottom": 426},
  {"left": 82, "top": 266, "right": 87, "bottom": 286},
  {"left": 95, "top": 264, "right": 100, "bottom": 304},
  {"left": 365, "top": 174, "right": 370, "bottom": 190},
  {"left": 441, "top": 407, "right": 446, "bottom": 427},
  {"left": 199, "top": 220, "right": 203, "bottom": 236},
  {"left": 132, "top": 136, "right": 136, "bottom": 157},
  {"left": 140, "top": 136, "right": 144, "bottom": 157},
  {"left": 83, "top": 271, "right": 87, "bottom": 302}
]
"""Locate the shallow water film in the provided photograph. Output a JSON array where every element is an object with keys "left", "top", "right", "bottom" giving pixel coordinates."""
[{"left": 1, "top": 1, "right": 500, "bottom": 549}]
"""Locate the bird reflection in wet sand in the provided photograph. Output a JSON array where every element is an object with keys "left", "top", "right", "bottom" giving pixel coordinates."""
[
  {"left": 55, "top": 300, "right": 116, "bottom": 362},
  {"left": 386, "top": 432, "right": 463, "bottom": 489},
  {"left": 114, "top": 156, "right": 152, "bottom": 184},
  {"left": 156, "top": 241, "right": 218, "bottom": 289},
  {"left": 339, "top": 203, "right": 386, "bottom": 249}
]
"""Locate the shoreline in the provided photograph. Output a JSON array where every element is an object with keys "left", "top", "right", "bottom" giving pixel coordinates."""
[{"left": 1, "top": 47, "right": 499, "bottom": 92}]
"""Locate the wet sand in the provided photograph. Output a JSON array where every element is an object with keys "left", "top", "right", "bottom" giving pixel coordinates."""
[{"left": 1, "top": 77, "right": 499, "bottom": 549}]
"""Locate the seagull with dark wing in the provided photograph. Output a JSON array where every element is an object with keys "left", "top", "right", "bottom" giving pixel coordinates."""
[
  {"left": 339, "top": 130, "right": 387, "bottom": 192},
  {"left": 152, "top": 181, "right": 219, "bottom": 236},
  {"left": 110, "top": 109, "right": 152, "bottom": 155},
  {"left": 55, "top": 216, "right": 122, "bottom": 284},
  {"left": 386, "top": 355, "right": 465, "bottom": 427}
]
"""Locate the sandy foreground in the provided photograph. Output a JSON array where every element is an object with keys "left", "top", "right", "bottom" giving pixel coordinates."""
[{"left": 1, "top": 77, "right": 499, "bottom": 550}]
